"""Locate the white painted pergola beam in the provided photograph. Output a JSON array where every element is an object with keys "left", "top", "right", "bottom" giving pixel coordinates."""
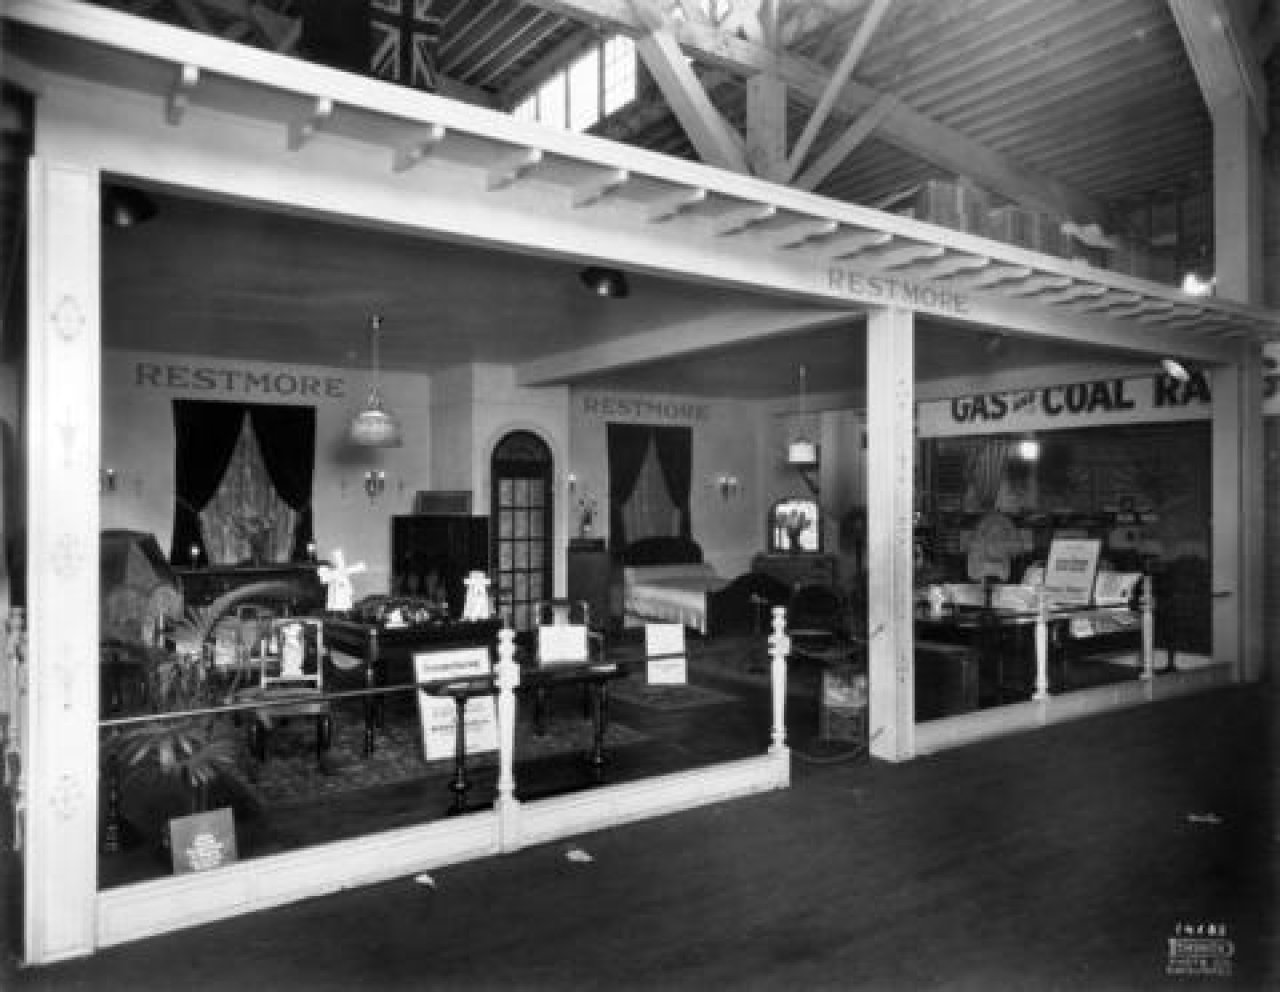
[
  {"left": 9, "top": 1, "right": 1274, "bottom": 354},
  {"left": 517, "top": 307, "right": 856, "bottom": 386}
]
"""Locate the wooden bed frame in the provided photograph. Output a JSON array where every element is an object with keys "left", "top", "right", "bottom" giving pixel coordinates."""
[{"left": 619, "top": 537, "right": 790, "bottom": 638}]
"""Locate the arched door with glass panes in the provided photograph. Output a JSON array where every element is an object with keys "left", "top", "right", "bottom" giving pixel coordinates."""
[{"left": 491, "top": 430, "right": 554, "bottom": 633}]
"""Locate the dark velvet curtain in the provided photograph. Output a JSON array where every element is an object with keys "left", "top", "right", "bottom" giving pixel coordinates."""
[
  {"left": 169, "top": 400, "right": 245, "bottom": 565},
  {"left": 247, "top": 404, "right": 316, "bottom": 561},
  {"left": 606, "top": 423, "right": 652, "bottom": 550},
  {"left": 653, "top": 426, "right": 692, "bottom": 539}
]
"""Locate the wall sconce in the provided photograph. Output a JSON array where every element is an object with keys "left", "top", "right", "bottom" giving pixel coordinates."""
[
  {"left": 99, "top": 468, "right": 117, "bottom": 493},
  {"left": 1017, "top": 438, "right": 1040, "bottom": 461},
  {"left": 364, "top": 470, "right": 387, "bottom": 502},
  {"left": 715, "top": 474, "right": 740, "bottom": 500},
  {"left": 567, "top": 472, "right": 578, "bottom": 495}
]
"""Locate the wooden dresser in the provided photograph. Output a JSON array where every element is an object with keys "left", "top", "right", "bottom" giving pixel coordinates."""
[
  {"left": 174, "top": 564, "right": 326, "bottom": 613},
  {"left": 750, "top": 552, "right": 839, "bottom": 590}
]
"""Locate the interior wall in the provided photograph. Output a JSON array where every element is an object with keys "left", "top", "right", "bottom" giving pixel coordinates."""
[
  {"left": 101, "top": 349, "right": 432, "bottom": 597},
  {"left": 568, "top": 388, "right": 761, "bottom": 578}
]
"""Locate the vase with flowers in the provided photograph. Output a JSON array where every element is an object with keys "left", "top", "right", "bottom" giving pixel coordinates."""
[
  {"left": 232, "top": 514, "right": 273, "bottom": 566},
  {"left": 577, "top": 496, "right": 598, "bottom": 539},
  {"left": 781, "top": 508, "right": 811, "bottom": 551}
]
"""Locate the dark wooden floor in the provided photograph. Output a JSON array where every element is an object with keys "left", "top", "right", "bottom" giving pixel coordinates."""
[{"left": 5, "top": 682, "right": 1275, "bottom": 991}]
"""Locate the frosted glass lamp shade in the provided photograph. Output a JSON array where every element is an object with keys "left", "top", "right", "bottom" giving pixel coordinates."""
[{"left": 348, "top": 394, "right": 403, "bottom": 448}]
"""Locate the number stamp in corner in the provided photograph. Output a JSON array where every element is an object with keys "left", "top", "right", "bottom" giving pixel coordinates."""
[{"left": 1166, "top": 922, "right": 1234, "bottom": 979}]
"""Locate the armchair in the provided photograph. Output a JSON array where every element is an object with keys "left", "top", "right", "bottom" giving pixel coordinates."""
[{"left": 238, "top": 616, "right": 332, "bottom": 770}]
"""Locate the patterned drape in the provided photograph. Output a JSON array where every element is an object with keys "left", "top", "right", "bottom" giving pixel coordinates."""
[
  {"left": 966, "top": 439, "right": 1012, "bottom": 511},
  {"left": 199, "top": 419, "right": 298, "bottom": 566},
  {"left": 171, "top": 400, "right": 315, "bottom": 566}
]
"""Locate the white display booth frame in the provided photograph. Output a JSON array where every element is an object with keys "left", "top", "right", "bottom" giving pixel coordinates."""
[{"left": 5, "top": 0, "right": 1275, "bottom": 963}]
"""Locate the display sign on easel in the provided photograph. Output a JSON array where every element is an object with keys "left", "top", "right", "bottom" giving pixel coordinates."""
[
  {"left": 1042, "top": 537, "right": 1102, "bottom": 606},
  {"left": 169, "top": 807, "right": 238, "bottom": 875},
  {"left": 645, "top": 623, "right": 687, "bottom": 685},
  {"left": 413, "top": 647, "right": 498, "bottom": 761}
]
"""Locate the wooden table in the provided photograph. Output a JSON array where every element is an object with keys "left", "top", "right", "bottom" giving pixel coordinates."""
[
  {"left": 420, "top": 657, "right": 633, "bottom": 813},
  {"left": 324, "top": 618, "right": 502, "bottom": 755},
  {"left": 915, "top": 602, "right": 1141, "bottom": 701}
]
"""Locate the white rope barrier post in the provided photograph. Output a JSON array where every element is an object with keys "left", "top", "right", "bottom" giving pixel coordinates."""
[
  {"left": 494, "top": 625, "right": 522, "bottom": 852},
  {"left": 1140, "top": 573, "right": 1155, "bottom": 682},
  {"left": 1032, "top": 590, "right": 1050, "bottom": 702},
  {"left": 768, "top": 606, "right": 790, "bottom": 755}
]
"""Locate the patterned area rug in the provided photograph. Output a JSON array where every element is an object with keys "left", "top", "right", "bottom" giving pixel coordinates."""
[
  {"left": 686, "top": 638, "right": 823, "bottom": 698},
  {"left": 607, "top": 675, "right": 740, "bottom": 711},
  {"left": 251, "top": 701, "right": 648, "bottom": 806}
]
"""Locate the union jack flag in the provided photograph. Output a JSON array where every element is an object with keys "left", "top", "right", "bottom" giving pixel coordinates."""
[{"left": 370, "top": 0, "right": 443, "bottom": 92}]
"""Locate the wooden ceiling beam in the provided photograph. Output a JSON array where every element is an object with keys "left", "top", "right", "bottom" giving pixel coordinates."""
[
  {"left": 784, "top": 0, "right": 893, "bottom": 183},
  {"left": 1169, "top": 0, "right": 1269, "bottom": 132},
  {"left": 631, "top": 3, "right": 748, "bottom": 173},
  {"left": 518, "top": 0, "right": 1107, "bottom": 222},
  {"left": 793, "top": 92, "right": 895, "bottom": 192},
  {"left": 745, "top": 72, "right": 788, "bottom": 180},
  {"left": 496, "top": 20, "right": 602, "bottom": 109},
  {"left": 466, "top": 13, "right": 565, "bottom": 90}
]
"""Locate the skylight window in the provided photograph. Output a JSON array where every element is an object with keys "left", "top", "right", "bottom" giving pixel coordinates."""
[{"left": 512, "top": 36, "right": 636, "bottom": 132}]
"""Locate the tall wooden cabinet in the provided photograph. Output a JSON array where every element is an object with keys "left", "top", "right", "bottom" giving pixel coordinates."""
[
  {"left": 391, "top": 514, "right": 490, "bottom": 618},
  {"left": 566, "top": 538, "right": 617, "bottom": 632}
]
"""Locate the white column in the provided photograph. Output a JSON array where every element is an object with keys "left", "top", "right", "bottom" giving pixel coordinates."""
[
  {"left": 1212, "top": 342, "right": 1266, "bottom": 681},
  {"left": 24, "top": 159, "right": 102, "bottom": 964},
  {"left": 1212, "top": 90, "right": 1264, "bottom": 304},
  {"left": 865, "top": 306, "right": 915, "bottom": 761}
]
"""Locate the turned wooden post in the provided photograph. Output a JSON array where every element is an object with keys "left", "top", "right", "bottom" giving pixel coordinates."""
[
  {"left": 494, "top": 626, "right": 521, "bottom": 819},
  {"left": 1033, "top": 589, "right": 1050, "bottom": 701},
  {"left": 1140, "top": 573, "right": 1155, "bottom": 681},
  {"left": 768, "top": 606, "right": 790, "bottom": 754}
]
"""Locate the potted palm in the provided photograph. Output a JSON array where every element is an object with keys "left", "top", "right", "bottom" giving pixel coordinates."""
[{"left": 103, "top": 587, "right": 279, "bottom": 851}]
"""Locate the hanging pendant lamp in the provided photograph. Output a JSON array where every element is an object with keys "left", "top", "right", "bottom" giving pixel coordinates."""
[
  {"left": 786, "top": 364, "right": 819, "bottom": 468},
  {"left": 348, "top": 313, "right": 403, "bottom": 448}
]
